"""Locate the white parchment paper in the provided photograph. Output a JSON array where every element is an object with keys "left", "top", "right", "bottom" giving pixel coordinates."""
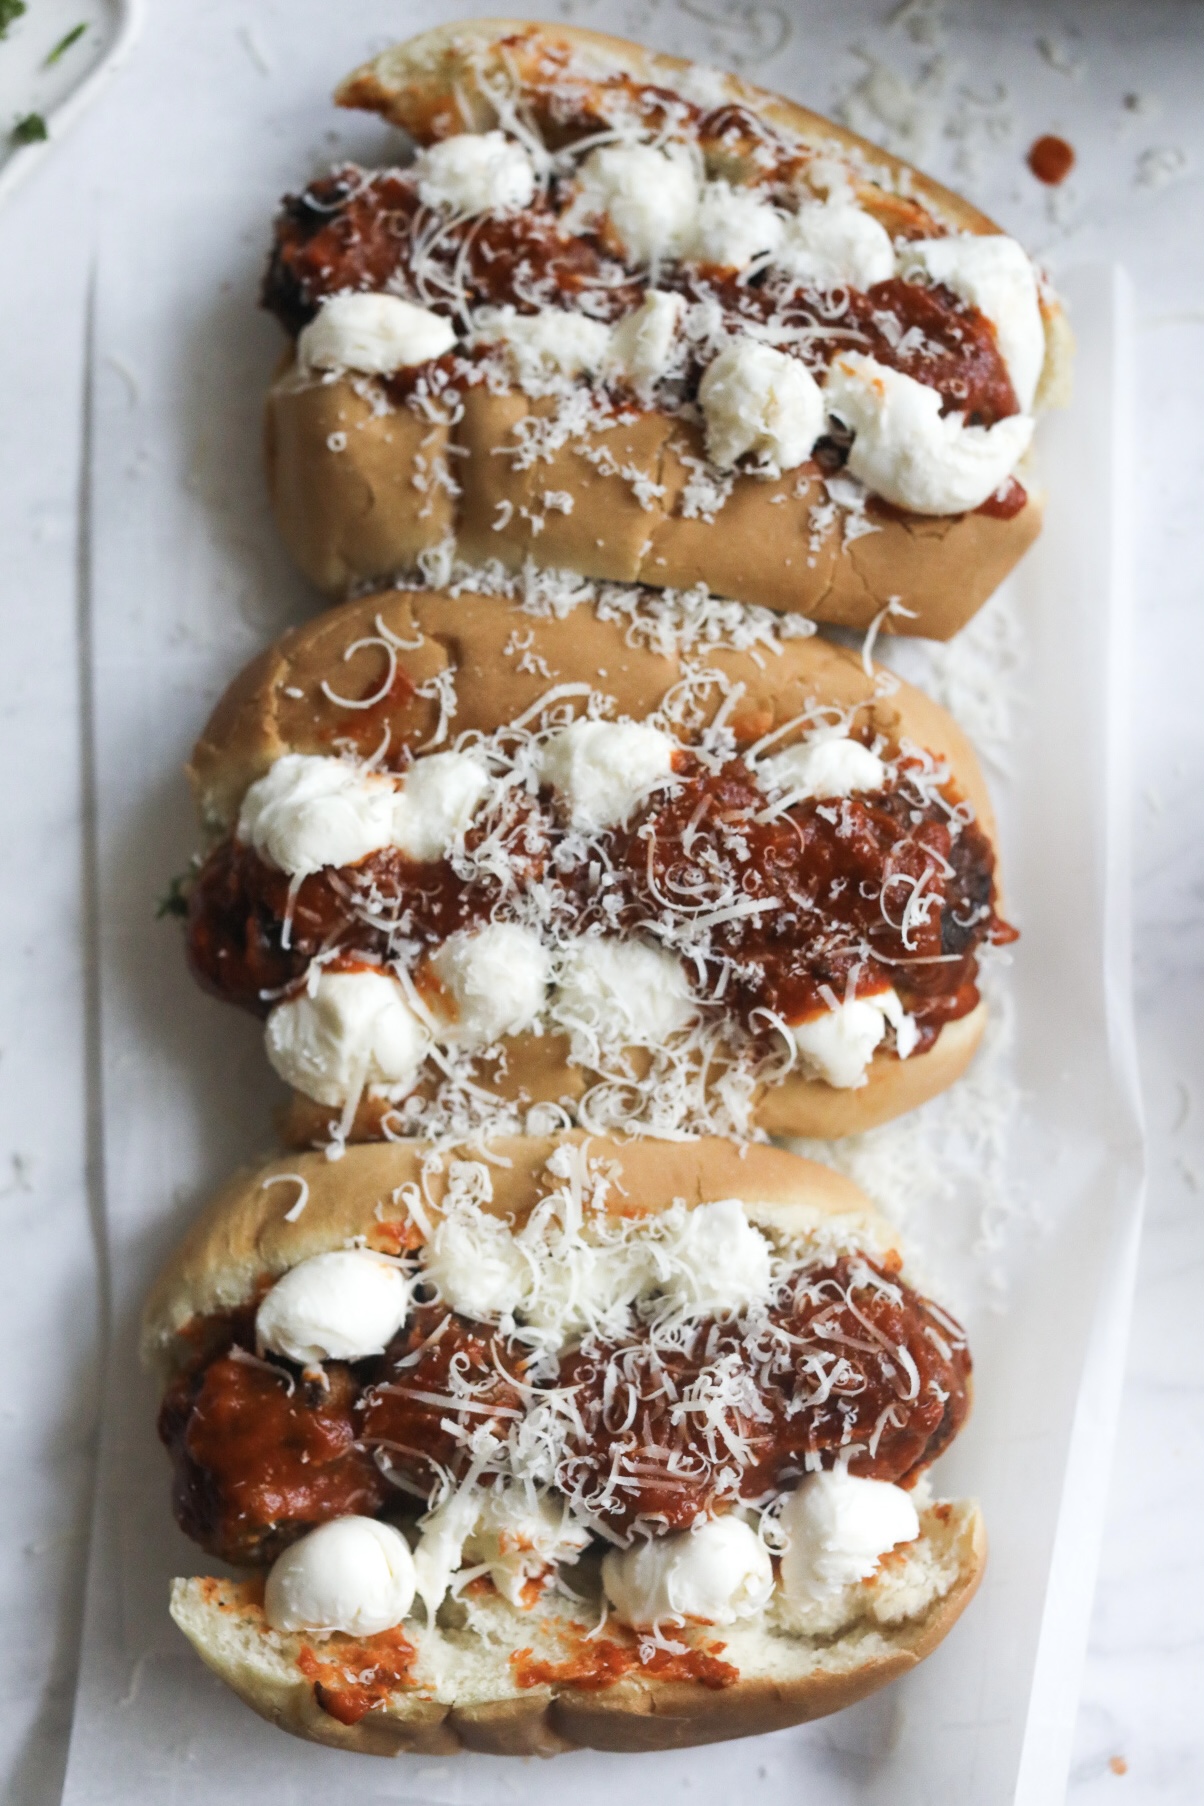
[{"left": 56, "top": 50, "right": 1142, "bottom": 1793}]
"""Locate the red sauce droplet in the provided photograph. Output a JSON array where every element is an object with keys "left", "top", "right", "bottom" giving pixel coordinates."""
[
  {"left": 1028, "top": 135, "right": 1075, "bottom": 185},
  {"left": 976, "top": 476, "right": 1028, "bottom": 520}
]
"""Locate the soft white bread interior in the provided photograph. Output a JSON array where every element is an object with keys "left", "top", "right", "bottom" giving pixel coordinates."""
[{"left": 169, "top": 1498, "right": 985, "bottom": 1757}]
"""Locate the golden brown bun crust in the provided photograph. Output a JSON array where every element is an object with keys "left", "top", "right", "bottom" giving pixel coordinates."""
[
  {"left": 276, "top": 1026, "right": 585, "bottom": 1149},
  {"left": 168, "top": 1503, "right": 986, "bottom": 1755},
  {"left": 264, "top": 363, "right": 457, "bottom": 590},
  {"left": 141, "top": 1133, "right": 892, "bottom": 1375},
  {"left": 276, "top": 1003, "right": 987, "bottom": 1150},
  {"left": 755, "top": 1002, "right": 987, "bottom": 1138},
  {"left": 190, "top": 583, "right": 997, "bottom": 838},
  {"left": 549, "top": 1505, "right": 987, "bottom": 1752},
  {"left": 262, "top": 21, "right": 1068, "bottom": 633},
  {"left": 187, "top": 585, "right": 998, "bottom": 1138},
  {"left": 266, "top": 374, "right": 1044, "bottom": 635},
  {"left": 337, "top": 21, "right": 1001, "bottom": 233}
]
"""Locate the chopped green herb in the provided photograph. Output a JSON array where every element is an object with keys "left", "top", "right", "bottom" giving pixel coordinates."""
[
  {"left": 47, "top": 22, "right": 87, "bottom": 64},
  {"left": 0, "top": 0, "right": 26, "bottom": 41},
  {"left": 12, "top": 112, "right": 48, "bottom": 145},
  {"left": 156, "top": 870, "right": 195, "bottom": 921}
]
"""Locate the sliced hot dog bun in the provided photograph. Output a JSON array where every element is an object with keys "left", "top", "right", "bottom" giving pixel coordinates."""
[
  {"left": 190, "top": 586, "right": 997, "bottom": 833},
  {"left": 262, "top": 21, "right": 1071, "bottom": 630},
  {"left": 339, "top": 22, "right": 1010, "bottom": 246},
  {"left": 141, "top": 1133, "right": 893, "bottom": 1375},
  {"left": 334, "top": 19, "right": 1071, "bottom": 405},
  {"left": 185, "top": 584, "right": 1000, "bottom": 1141},
  {"left": 169, "top": 1497, "right": 985, "bottom": 1756},
  {"left": 274, "top": 999, "right": 987, "bottom": 1148},
  {"left": 152, "top": 1135, "right": 985, "bottom": 1755},
  {"left": 265, "top": 366, "right": 1044, "bottom": 633}
]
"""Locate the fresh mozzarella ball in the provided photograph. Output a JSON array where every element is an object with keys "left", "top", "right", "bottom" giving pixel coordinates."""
[
  {"left": 756, "top": 735, "right": 886, "bottom": 801},
  {"left": 791, "top": 988, "right": 916, "bottom": 1090},
  {"left": 297, "top": 293, "right": 456, "bottom": 377},
  {"left": 777, "top": 200, "right": 895, "bottom": 290},
  {"left": 688, "top": 181, "right": 784, "bottom": 271},
  {"left": 824, "top": 352, "right": 1034, "bottom": 514},
  {"left": 778, "top": 1471, "right": 920, "bottom": 1604},
  {"left": 473, "top": 304, "right": 613, "bottom": 393},
  {"left": 699, "top": 339, "right": 824, "bottom": 472},
  {"left": 465, "top": 1491, "right": 592, "bottom": 1608},
  {"left": 414, "top": 130, "right": 537, "bottom": 216},
  {"left": 603, "top": 1518, "right": 774, "bottom": 1628},
  {"left": 265, "top": 970, "right": 431, "bottom": 1107},
  {"left": 265, "top": 1517, "right": 416, "bottom": 1636},
  {"left": 899, "top": 234, "right": 1045, "bottom": 411},
  {"left": 238, "top": 754, "right": 396, "bottom": 879},
  {"left": 658, "top": 1199, "right": 773, "bottom": 1316},
  {"left": 421, "top": 1207, "right": 529, "bottom": 1321},
  {"left": 573, "top": 143, "right": 700, "bottom": 264},
  {"left": 551, "top": 937, "right": 696, "bottom": 1051},
  {"left": 606, "top": 291, "right": 685, "bottom": 386},
  {"left": 256, "top": 1250, "right": 410, "bottom": 1365},
  {"left": 430, "top": 923, "right": 551, "bottom": 1046},
  {"left": 391, "top": 750, "right": 489, "bottom": 862},
  {"left": 538, "top": 719, "right": 677, "bottom": 833}
]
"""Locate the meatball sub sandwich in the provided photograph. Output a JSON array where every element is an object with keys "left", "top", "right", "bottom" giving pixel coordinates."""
[
  {"left": 147, "top": 1134, "right": 984, "bottom": 1756},
  {"left": 263, "top": 20, "right": 1071, "bottom": 634},
  {"left": 182, "top": 582, "right": 1015, "bottom": 1148}
]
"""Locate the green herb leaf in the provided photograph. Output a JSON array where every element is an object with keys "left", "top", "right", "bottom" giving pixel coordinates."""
[
  {"left": 46, "top": 21, "right": 87, "bottom": 64},
  {"left": 0, "top": 0, "right": 26, "bottom": 41},
  {"left": 156, "top": 870, "right": 194, "bottom": 921},
  {"left": 12, "top": 112, "right": 48, "bottom": 145}
]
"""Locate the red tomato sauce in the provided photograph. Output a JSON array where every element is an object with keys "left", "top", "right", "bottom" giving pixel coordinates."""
[
  {"left": 159, "top": 1345, "right": 388, "bottom": 1565},
  {"left": 297, "top": 1626, "right": 418, "bottom": 1723},
  {"left": 556, "top": 1255, "right": 971, "bottom": 1533},
  {"left": 262, "top": 173, "right": 1018, "bottom": 427},
  {"left": 512, "top": 1633, "right": 738, "bottom": 1692},
  {"left": 186, "top": 752, "right": 1014, "bottom": 1040},
  {"left": 159, "top": 1260, "right": 967, "bottom": 1566},
  {"left": 1028, "top": 135, "right": 1075, "bottom": 185}
]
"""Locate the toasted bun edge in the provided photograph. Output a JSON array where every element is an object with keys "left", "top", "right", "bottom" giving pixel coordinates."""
[
  {"left": 141, "top": 1133, "right": 893, "bottom": 1375},
  {"left": 166, "top": 1497, "right": 985, "bottom": 1756},
  {"left": 187, "top": 585, "right": 999, "bottom": 846}
]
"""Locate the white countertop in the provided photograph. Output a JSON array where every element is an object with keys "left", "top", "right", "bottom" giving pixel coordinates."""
[{"left": 0, "top": 2, "right": 1200, "bottom": 1800}]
